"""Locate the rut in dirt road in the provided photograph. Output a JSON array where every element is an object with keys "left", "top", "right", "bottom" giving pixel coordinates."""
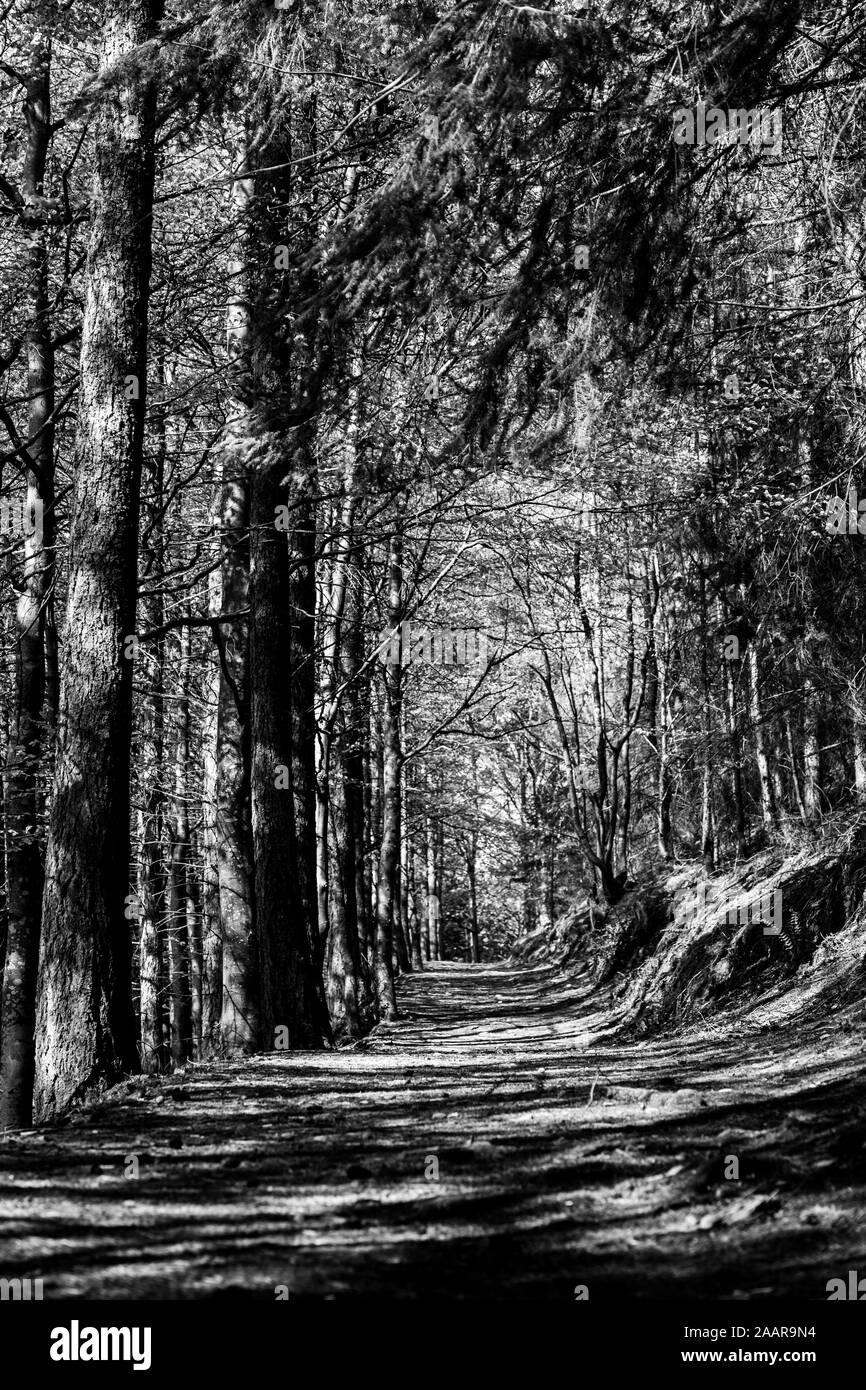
[{"left": 2, "top": 961, "right": 865, "bottom": 1298}]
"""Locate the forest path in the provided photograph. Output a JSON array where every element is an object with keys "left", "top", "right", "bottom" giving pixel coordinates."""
[{"left": 2, "top": 960, "right": 865, "bottom": 1298}]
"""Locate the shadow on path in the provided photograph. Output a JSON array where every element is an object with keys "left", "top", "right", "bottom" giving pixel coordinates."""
[{"left": 1, "top": 961, "right": 864, "bottom": 1298}]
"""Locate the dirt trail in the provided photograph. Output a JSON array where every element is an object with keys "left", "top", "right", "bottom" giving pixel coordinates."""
[{"left": 2, "top": 961, "right": 865, "bottom": 1298}]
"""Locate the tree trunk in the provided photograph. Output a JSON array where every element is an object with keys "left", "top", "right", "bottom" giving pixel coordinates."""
[
  {"left": 289, "top": 486, "right": 327, "bottom": 1028},
  {"left": 407, "top": 835, "right": 424, "bottom": 970},
  {"left": 374, "top": 528, "right": 403, "bottom": 1018},
  {"left": 347, "top": 619, "right": 371, "bottom": 969},
  {"left": 186, "top": 831, "right": 202, "bottom": 1061},
  {"left": 425, "top": 811, "right": 437, "bottom": 961},
  {"left": 342, "top": 573, "right": 373, "bottom": 1013},
  {"left": 237, "top": 73, "right": 330, "bottom": 1050},
  {"left": 802, "top": 645, "right": 823, "bottom": 819},
  {"left": 216, "top": 476, "right": 255, "bottom": 1052},
  {"left": 250, "top": 448, "right": 320, "bottom": 1048},
  {"left": 167, "top": 624, "right": 191, "bottom": 1067},
  {"left": 34, "top": 0, "right": 162, "bottom": 1117},
  {"left": 200, "top": 509, "right": 222, "bottom": 1055},
  {"left": 434, "top": 815, "right": 445, "bottom": 959},
  {"left": 719, "top": 598, "right": 748, "bottom": 858},
  {"left": 656, "top": 638, "right": 674, "bottom": 859},
  {"left": 317, "top": 407, "right": 365, "bottom": 1027},
  {"left": 616, "top": 739, "right": 631, "bottom": 880},
  {"left": 375, "top": 693, "right": 401, "bottom": 1013},
  {"left": 466, "top": 847, "right": 480, "bottom": 964},
  {"left": 642, "top": 561, "right": 673, "bottom": 860},
  {"left": 699, "top": 569, "right": 715, "bottom": 871},
  {"left": 325, "top": 724, "right": 363, "bottom": 1037},
  {"left": 136, "top": 360, "right": 167, "bottom": 1076},
  {"left": 0, "top": 26, "right": 56, "bottom": 1126},
  {"left": 216, "top": 149, "right": 256, "bottom": 1054},
  {"left": 746, "top": 629, "right": 777, "bottom": 833},
  {"left": 394, "top": 769, "right": 410, "bottom": 974},
  {"left": 369, "top": 712, "right": 383, "bottom": 954}
]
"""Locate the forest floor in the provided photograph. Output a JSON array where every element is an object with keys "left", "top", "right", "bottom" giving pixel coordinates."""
[{"left": 2, "top": 960, "right": 866, "bottom": 1299}]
